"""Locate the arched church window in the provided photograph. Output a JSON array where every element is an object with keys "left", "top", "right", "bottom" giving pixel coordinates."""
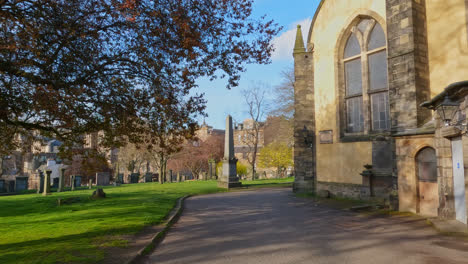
[
  {"left": 416, "top": 147, "right": 437, "bottom": 182},
  {"left": 344, "top": 33, "right": 363, "bottom": 132},
  {"left": 341, "top": 18, "right": 389, "bottom": 134}
]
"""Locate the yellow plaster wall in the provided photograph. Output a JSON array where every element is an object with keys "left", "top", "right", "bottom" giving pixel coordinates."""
[
  {"left": 308, "top": 0, "right": 385, "bottom": 184},
  {"left": 426, "top": 0, "right": 468, "bottom": 95}
]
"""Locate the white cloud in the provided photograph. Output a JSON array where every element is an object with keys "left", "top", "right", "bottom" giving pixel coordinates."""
[{"left": 271, "top": 18, "right": 312, "bottom": 61}]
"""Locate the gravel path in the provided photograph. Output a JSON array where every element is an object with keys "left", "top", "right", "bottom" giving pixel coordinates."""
[{"left": 141, "top": 188, "right": 468, "bottom": 264}]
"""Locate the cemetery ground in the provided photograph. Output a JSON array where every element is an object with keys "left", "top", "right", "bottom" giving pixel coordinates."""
[{"left": 0, "top": 177, "right": 294, "bottom": 264}]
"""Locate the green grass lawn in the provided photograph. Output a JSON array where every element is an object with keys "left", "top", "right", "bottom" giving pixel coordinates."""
[
  {"left": 241, "top": 177, "right": 294, "bottom": 188},
  {"left": 0, "top": 181, "right": 223, "bottom": 264},
  {"left": 0, "top": 178, "right": 294, "bottom": 264}
]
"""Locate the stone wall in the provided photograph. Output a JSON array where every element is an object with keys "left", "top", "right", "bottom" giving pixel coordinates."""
[
  {"left": 386, "top": 0, "right": 431, "bottom": 132},
  {"left": 293, "top": 26, "right": 315, "bottom": 193},
  {"left": 317, "top": 181, "right": 366, "bottom": 199}
]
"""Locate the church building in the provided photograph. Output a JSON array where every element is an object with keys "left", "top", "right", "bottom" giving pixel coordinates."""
[{"left": 293, "top": 0, "right": 468, "bottom": 225}]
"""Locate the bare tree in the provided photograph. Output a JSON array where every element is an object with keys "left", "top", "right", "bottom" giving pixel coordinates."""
[
  {"left": 269, "top": 68, "right": 295, "bottom": 119},
  {"left": 241, "top": 85, "right": 267, "bottom": 180}
]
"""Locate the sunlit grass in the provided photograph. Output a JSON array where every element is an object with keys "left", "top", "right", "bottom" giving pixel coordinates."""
[
  {"left": 0, "top": 181, "right": 221, "bottom": 264},
  {"left": 0, "top": 178, "right": 292, "bottom": 263}
]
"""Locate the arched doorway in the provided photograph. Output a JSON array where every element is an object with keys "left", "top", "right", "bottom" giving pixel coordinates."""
[{"left": 415, "top": 147, "right": 439, "bottom": 216}]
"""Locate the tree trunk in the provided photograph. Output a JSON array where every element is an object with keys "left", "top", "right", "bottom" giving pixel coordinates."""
[
  {"left": 177, "top": 171, "right": 180, "bottom": 182},
  {"left": 163, "top": 159, "right": 169, "bottom": 182},
  {"left": 159, "top": 155, "right": 164, "bottom": 184},
  {"left": 251, "top": 127, "right": 260, "bottom": 180}
]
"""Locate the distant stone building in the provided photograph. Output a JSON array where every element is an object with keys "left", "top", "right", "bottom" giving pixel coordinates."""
[
  {"left": 196, "top": 121, "right": 225, "bottom": 142},
  {"left": 293, "top": 0, "right": 468, "bottom": 226},
  {"left": 234, "top": 119, "right": 265, "bottom": 164},
  {"left": 234, "top": 117, "right": 293, "bottom": 178}
]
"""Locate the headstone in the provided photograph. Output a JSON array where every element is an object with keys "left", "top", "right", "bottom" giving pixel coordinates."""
[
  {"left": 117, "top": 173, "right": 124, "bottom": 184},
  {"left": 88, "top": 178, "right": 93, "bottom": 189},
  {"left": 43, "top": 170, "right": 52, "bottom": 195},
  {"left": 0, "top": 179, "right": 4, "bottom": 193},
  {"left": 71, "top": 175, "right": 76, "bottom": 191},
  {"left": 6, "top": 181, "right": 15, "bottom": 192},
  {"left": 15, "top": 177, "right": 29, "bottom": 192},
  {"left": 37, "top": 171, "right": 44, "bottom": 194},
  {"left": 151, "top": 173, "right": 158, "bottom": 182},
  {"left": 75, "top": 176, "right": 82, "bottom": 187},
  {"left": 144, "top": 173, "right": 152, "bottom": 183},
  {"left": 177, "top": 172, "right": 181, "bottom": 182},
  {"left": 218, "top": 115, "right": 241, "bottom": 188},
  {"left": 130, "top": 173, "right": 139, "bottom": 183},
  {"left": 95, "top": 172, "right": 110, "bottom": 186},
  {"left": 7, "top": 181, "right": 14, "bottom": 193},
  {"left": 58, "top": 168, "right": 65, "bottom": 192},
  {"left": 52, "top": 178, "right": 59, "bottom": 189},
  {"left": 208, "top": 161, "right": 214, "bottom": 179}
]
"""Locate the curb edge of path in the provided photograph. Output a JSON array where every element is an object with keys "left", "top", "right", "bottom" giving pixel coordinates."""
[{"left": 127, "top": 195, "right": 190, "bottom": 264}]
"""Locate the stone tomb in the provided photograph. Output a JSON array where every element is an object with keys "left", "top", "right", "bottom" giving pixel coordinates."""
[{"left": 96, "top": 172, "right": 110, "bottom": 186}]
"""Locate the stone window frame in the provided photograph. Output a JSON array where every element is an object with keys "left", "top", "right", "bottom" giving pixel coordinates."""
[{"left": 335, "top": 13, "right": 390, "bottom": 142}]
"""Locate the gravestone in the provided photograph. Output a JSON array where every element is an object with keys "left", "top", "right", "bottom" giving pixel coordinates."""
[
  {"left": 71, "top": 175, "right": 76, "bottom": 191},
  {"left": 75, "top": 176, "right": 82, "bottom": 187},
  {"left": 169, "top": 170, "right": 173, "bottom": 182},
  {"left": 117, "top": 173, "right": 124, "bottom": 184},
  {"left": 37, "top": 171, "right": 44, "bottom": 194},
  {"left": 177, "top": 172, "right": 181, "bottom": 182},
  {"left": 89, "top": 178, "right": 93, "bottom": 189},
  {"left": 52, "top": 178, "right": 59, "bottom": 189},
  {"left": 218, "top": 115, "right": 241, "bottom": 189},
  {"left": 43, "top": 170, "right": 52, "bottom": 195},
  {"left": 7, "top": 181, "right": 14, "bottom": 193},
  {"left": 144, "top": 173, "right": 152, "bottom": 183},
  {"left": 130, "top": 173, "right": 139, "bottom": 183},
  {"left": 151, "top": 173, "right": 158, "bottom": 182},
  {"left": 208, "top": 161, "right": 216, "bottom": 179},
  {"left": 15, "top": 177, "right": 29, "bottom": 192},
  {"left": 58, "top": 168, "right": 65, "bottom": 192},
  {"left": 95, "top": 172, "right": 110, "bottom": 186},
  {"left": 0, "top": 179, "right": 4, "bottom": 193}
]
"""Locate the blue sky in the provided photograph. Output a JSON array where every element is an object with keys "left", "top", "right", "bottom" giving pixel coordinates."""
[{"left": 193, "top": 0, "right": 320, "bottom": 129}]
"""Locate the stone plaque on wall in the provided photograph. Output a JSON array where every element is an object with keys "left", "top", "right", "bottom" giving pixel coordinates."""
[{"left": 319, "top": 130, "right": 333, "bottom": 144}]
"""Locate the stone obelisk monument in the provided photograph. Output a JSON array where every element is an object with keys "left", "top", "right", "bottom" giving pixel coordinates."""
[{"left": 218, "top": 115, "right": 242, "bottom": 189}]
